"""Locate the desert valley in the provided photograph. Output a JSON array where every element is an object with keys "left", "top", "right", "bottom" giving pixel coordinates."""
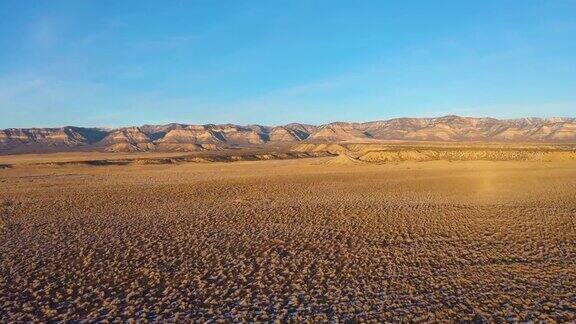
[{"left": 1, "top": 116, "right": 576, "bottom": 322}]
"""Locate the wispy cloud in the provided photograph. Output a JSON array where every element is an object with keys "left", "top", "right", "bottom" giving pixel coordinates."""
[
  {"left": 129, "top": 35, "right": 197, "bottom": 52},
  {"left": 79, "top": 19, "right": 127, "bottom": 46},
  {"left": 543, "top": 20, "right": 576, "bottom": 33},
  {"left": 0, "top": 77, "right": 46, "bottom": 105},
  {"left": 459, "top": 102, "right": 576, "bottom": 119},
  {"left": 0, "top": 73, "right": 107, "bottom": 128},
  {"left": 28, "top": 15, "right": 63, "bottom": 50}
]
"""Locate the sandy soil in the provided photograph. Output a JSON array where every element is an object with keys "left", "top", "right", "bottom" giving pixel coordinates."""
[
  {"left": 1, "top": 156, "right": 575, "bottom": 322},
  {"left": 0, "top": 151, "right": 190, "bottom": 165}
]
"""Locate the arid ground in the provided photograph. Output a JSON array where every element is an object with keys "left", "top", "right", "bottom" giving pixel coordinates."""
[{"left": 1, "top": 150, "right": 575, "bottom": 322}]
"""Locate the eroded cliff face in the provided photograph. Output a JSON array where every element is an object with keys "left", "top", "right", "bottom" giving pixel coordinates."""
[
  {"left": 2, "top": 116, "right": 575, "bottom": 153},
  {"left": 0, "top": 127, "right": 108, "bottom": 153}
]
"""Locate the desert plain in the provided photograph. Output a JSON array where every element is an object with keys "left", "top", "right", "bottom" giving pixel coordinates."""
[{"left": 1, "top": 145, "right": 576, "bottom": 322}]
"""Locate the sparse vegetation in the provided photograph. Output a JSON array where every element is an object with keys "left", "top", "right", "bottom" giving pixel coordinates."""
[
  {"left": 0, "top": 199, "right": 17, "bottom": 232},
  {"left": 0, "top": 152, "right": 575, "bottom": 322}
]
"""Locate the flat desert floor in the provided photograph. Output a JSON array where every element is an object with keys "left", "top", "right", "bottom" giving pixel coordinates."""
[{"left": 1, "top": 155, "right": 575, "bottom": 322}]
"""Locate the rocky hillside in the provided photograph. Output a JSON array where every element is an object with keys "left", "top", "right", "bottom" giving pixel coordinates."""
[
  {"left": 292, "top": 143, "right": 576, "bottom": 163},
  {"left": 1, "top": 115, "right": 575, "bottom": 153}
]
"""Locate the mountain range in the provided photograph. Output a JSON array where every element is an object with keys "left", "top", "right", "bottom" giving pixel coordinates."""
[{"left": 1, "top": 115, "right": 575, "bottom": 154}]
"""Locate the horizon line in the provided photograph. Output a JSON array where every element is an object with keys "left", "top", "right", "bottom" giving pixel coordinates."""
[{"left": 3, "top": 114, "right": 576, "bottom": 130}]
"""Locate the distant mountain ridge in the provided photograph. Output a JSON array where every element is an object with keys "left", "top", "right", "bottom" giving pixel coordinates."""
[{"left": 2, "top": 115, "right": 576, "bottom": 153}]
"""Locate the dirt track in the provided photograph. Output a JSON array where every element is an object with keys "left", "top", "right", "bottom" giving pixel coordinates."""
[{"left": 1, "top": 156, "right": 575, "bottom": 321}]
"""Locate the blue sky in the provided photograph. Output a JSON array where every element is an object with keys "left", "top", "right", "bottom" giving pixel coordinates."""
[{"left": 1, "top": 0, "right": 575, "bottom": 128}]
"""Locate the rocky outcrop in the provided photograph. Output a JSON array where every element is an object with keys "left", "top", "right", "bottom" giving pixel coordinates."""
[
  {"left": 295, "top": 143, "right": 576, "bottom": 163},
  {"left": 97, "top": 127, "right": 154, "bottom": 152}
]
